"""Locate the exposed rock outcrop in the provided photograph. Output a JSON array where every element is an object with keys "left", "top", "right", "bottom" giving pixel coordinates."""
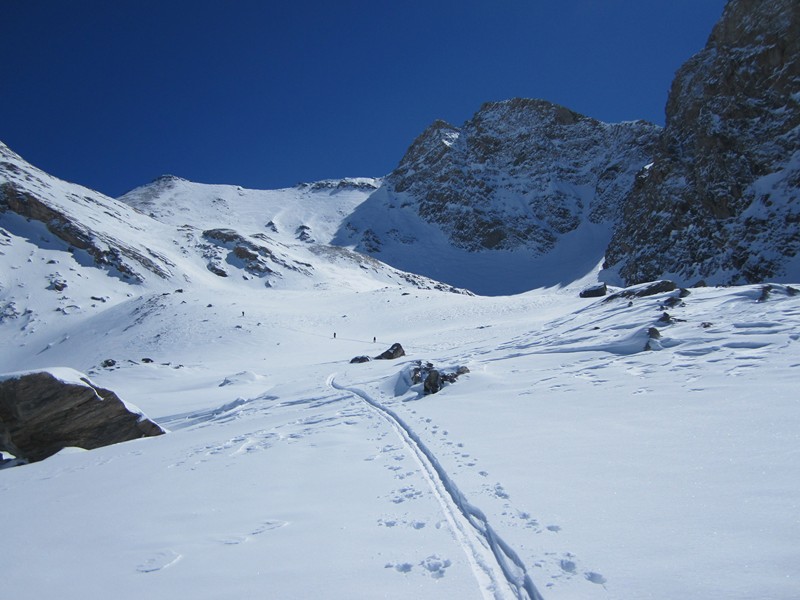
[
  {"left": 411, "top": 362, "right": 470, "bottom": 395},
  {"left": 374, "top": 343, "right": 405, "bottom": 360},
  {"left": 604, "top": 280, "right": 677, "bottom": 302},
  {"left": 423, "top": 369, "right": 442, "bottom": 395},
  {"left": 0, "top": 142, "right": 175, "bottom": 283},
  {"left": 201, "top": 228, "right": 312, "bottom": 280},
  {"left": 348, "top": 98, "right": 658, "bottom": 256},
  {"left": 580, "top": 283, "right": 608, "bottom": 298},
  {"left": 605, "top": 0, "right": 800, "bottom": 286},
  {"left": 0, "top": 369, "right": 165, "bottom": 463}
]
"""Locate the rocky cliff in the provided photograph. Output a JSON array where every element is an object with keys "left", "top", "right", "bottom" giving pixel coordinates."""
[
  {"left": 604, "top": 0, "right": 800, "bottom": 286},
  {"left": 351, "top": 99, "right": 658, "bottom": 256}
]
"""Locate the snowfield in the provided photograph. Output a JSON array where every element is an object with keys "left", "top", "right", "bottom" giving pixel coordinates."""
[{"left": 2, "top": 279, "right": 799, "bottom": 600}]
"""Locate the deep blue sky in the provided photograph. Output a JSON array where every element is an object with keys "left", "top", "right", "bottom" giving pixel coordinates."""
[{"left": 2, "top": 0, "right": 728, "bottom": 198}]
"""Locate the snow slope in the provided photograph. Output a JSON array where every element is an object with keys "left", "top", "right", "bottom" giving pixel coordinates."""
[
  {"left": 2, "top": 275, "right": 799, "bottom": 599},
  {"left": 2, "top": 144, "right": 799, "bottom": 599}
]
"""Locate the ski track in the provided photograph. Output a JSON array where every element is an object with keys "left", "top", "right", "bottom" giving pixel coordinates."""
[{"left": 328, "top": 374, "right": 544, "bottom": 600}]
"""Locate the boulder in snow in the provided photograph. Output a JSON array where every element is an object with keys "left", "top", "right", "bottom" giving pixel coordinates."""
[
  {"left": 579, "top": 283, "right": 608, "bottom": 298},
  {"left": 0, "top": 368, "right": 165, "bottom": 464},
  {"left": 374, "top": 343, "right": 405, "bottom": 360}
]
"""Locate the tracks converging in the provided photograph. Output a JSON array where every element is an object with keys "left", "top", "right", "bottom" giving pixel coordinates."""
[{"left": 328, "top": 374, "right": 544, "bottom": 600}]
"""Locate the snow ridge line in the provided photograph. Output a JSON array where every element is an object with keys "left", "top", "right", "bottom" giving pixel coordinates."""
[{"left": 329, "top": 375, "right": 544, "bottom": 600}]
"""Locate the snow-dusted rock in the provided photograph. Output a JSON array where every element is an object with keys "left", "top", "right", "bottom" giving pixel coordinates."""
[
  {"left": 605, "top": 0, "right": 800, "bottom": 286},
  {"left": 346, "top": 98, "right": 658, "bottom": 255},
  {"left": 0, "top": 368, "right": 164, "bottom": 463},
  {"left": 0, "top": 143, "right": 175, "bottom": 283},
  {"left": 374, "top": 342, "right": 406, "bottom": 360}
]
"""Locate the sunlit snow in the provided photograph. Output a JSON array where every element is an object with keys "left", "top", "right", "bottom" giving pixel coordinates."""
[{"left": 1, "top": 145, "right": 798, "bottom": 600}]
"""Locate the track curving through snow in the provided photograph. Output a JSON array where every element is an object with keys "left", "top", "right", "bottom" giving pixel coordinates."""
[{"left": 328, "top": 374, "right": 544, "bottom": 600}]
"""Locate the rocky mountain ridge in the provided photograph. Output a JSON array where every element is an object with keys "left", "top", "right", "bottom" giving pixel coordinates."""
[
  {"left": 604, "top": 0, "right": 800, "bottom": 286},
  {"left": 337, "top": 99, "right": 659, "bottom": 280}
]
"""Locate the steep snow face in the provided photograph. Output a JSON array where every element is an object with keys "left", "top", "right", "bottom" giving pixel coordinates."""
[
  {"left": 604, "top": 0, "right": 800, "bottom": 287},
  {"left": 0, "top": 142, "right": 179, "bottom": 284},
  {"left": 335, "top": 99, "right": 659, "bottom": 295}
]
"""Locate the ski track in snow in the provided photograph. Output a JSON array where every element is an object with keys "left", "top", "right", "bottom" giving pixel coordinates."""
[{"left": 329, "top": 374, "right": 544, "bottom": 600}]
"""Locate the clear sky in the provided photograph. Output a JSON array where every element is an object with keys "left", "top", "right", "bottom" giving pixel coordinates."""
[{"left": 1, "top": 0, "right": 728, "bottom": 198}]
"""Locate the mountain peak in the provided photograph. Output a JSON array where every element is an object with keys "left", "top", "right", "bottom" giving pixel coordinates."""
[{"left": 338, "top": 97, "right": 659, "bottom": 294}]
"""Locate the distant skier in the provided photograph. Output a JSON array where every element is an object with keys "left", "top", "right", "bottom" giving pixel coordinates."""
[
  {"left": 333, "top": 332, "right": 336, "bottom": 339},
  {"left": 373, "top": 336, "right": 376, "bottom": 343}
]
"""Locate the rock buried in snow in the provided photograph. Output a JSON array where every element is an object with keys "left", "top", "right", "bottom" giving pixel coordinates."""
[
  {"left": 411, "top": 362, "right": 470, "bottom": 395},
  {"left": 350, "top": 356, "right": 371, "bottom": 364},
  {"left": 374, "top": 343, "right": 405, "bottom": 360},
  {"left": 579, "top": 283, "right": 607, "bottom": 298},
  {"left": 604, "top": 280, "right": 677, "bottom": 302},
  {"left": 0, "top": 368, "right": 165, "bottom": 464}
]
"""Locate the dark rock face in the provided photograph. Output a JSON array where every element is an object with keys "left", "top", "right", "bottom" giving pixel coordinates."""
[
  {"left": 363, "top": 99, "right": 658, "bottom": 256},
  {"left": 423, "top": 370, "right": 442, "bottom": 395},
  {"left": 411, "top": 361, "right": 469, "bottom": 395},
  {"left": 605, "top": 0, "right": 800, "bottom": 286},
  {"left": 374, "top": 343, "right": 405, "bottom": 360},
  {"left": 0, "top": 370, "right": 165, "bottom": 463},
  {"left": 201, "top": 228, "right": 312, "bottom": 280}
]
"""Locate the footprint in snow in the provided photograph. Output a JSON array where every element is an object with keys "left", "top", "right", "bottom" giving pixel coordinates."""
[
  {"left": 218, "top": 519, "right": 288, "bottom": 545},
  {"left": 387, "top": 562, "right": 413, "bottom": 573},
  {"left": 585, "top": 571, "right": 607, "bottom": 585},
  {"left": 250, "top": 520, "right": 288, "bottom": 535},
  {"left": 391, "top": 486, "right": 423, "bottom": 503},
  {"left": 137, "top": 550, "right": 182, "bottom": 573},
  {"left": 420, "top": 555, "right": 452, "bottom": 579},
  {"left": 559, "top": 558, "right": 577, "bottom": 574}
]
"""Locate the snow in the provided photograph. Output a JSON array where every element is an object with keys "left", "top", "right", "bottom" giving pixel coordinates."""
[
  {"left": 2, "top": 147, "right": 799, "bottom": 599},
  {"left": 2, "top": 275, "right": 799, "bottom": 599},
  {"left": 0, "top": 366, "right": 88, "bottom": 385}
]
